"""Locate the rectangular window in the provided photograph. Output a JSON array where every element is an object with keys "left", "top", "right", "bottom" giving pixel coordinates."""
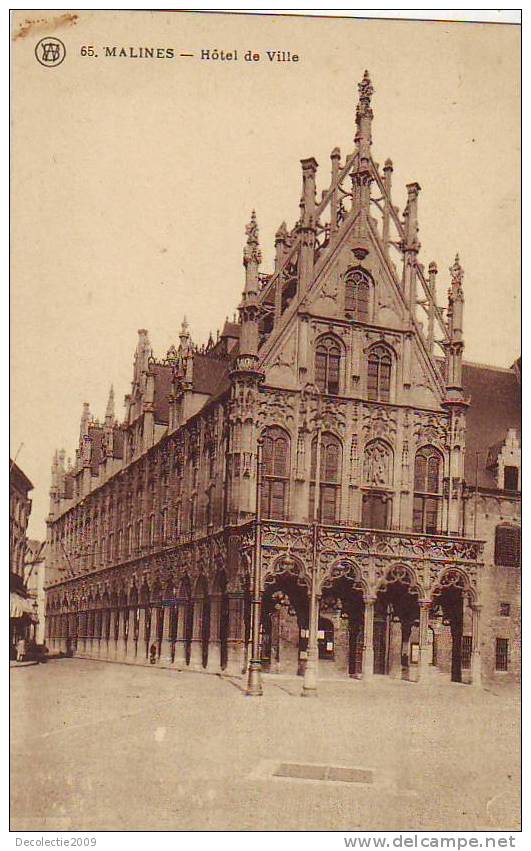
[
  {"left": 362, "top": 493, "right": 389, "bottom": 530},
  {"left": 461, "top": 635, "right": 472, "bottom": 669},
  {"left": 495, "top": 638, "right": 509, "bottom": 672},
  {"left": 315, "top": 352, "right": 327, "bottom": 393},
  {"left": 503, "top": 466, "right": 519, "bottom": 491},
  {"left": 367, "top": 361, "right": 379, "bottom": 401},
  {"left": 328, "top": 354, "right": 340, "bottom": 395},
  {"left": 500, "top": 602, "right": 511, "bottom": 617},
  {"left": 494, "top": 526, "right": 520, "bottom": 567},
  {"left": 321, "top": 484, "right": 338, "bottom": 524}
]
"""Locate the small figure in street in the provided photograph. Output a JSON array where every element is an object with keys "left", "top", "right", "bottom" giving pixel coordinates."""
[
  {"left": 16, "top": 638, "right": 26, "bottom": 662},
  {"left": 149, "top": 643, "right": 157, "bottom": 664}
]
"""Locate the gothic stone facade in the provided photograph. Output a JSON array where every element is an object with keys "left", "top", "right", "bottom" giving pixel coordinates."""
[{"left": 45, "top": 73, "right": 520, "bottom": 687}]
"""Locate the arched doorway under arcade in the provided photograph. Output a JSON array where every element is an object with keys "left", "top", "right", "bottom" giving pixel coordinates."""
[{"left": 260, "top": 557, "right": 310, "bottom": 676}]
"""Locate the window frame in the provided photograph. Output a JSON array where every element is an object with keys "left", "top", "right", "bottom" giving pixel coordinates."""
[
  {"left": 412, "top": 446, "right": 444, "bottom": 535},
  {"left": 315, "top": 335, "right": 343, "bottom": 396},
  {"left": 344, "top": 267, "right": 371, "bottom": 322},
  {"left": 366, "top": 344, "right": 393, "bottom": 403},
  {"left": 261, "top": 427, "right": 291, "bottom": 521},
  {"left": 309, "top": 432, "right": 342, "bottom": 524},
  {"left": 494, "top": 525, "right": 520, "bottom": 567}
]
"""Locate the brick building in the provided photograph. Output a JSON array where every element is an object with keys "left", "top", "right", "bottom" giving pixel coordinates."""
[
  {"left": 10, "top": 460, "right": 36, "bottom": 653},
  {"left": 44, "top": 73, "right": 520, "bottom": 689}
]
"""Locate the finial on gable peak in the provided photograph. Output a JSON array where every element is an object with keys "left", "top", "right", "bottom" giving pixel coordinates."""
[
  {"left": 449, "top": 253, "right": 464, "bottom": 289},
  {"left": 243, "top": 210, "right": 262, "bottom": 267},
  {"left": 357, "top": 70, "right": 374, "bottom": 107}
]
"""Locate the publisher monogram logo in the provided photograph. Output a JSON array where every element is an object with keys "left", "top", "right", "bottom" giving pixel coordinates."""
[{"left": 35, "top": 37, "right": 66, "bottom": 68}]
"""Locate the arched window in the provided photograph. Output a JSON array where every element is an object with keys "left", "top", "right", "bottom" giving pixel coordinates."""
[
  {"left": 367, "top": 345, "right": 392, "bottom": 402},
  {"left": 315, "top": 336, "right": 342, "bottom": 395},
  {"left": 261, "top": 427, "right": 290, "bottom": 520},
  {"left": 413, "top": 446, "right": 443, "bottom": 534},
  {"left": 309, "top": 432, "right": 342, "bottom": 523},
  {"left": 494, "top": 525, "right": 520, "bottom": 567},
  {"left": 345, "top": 268, "right": 371, "bottom": 321}
]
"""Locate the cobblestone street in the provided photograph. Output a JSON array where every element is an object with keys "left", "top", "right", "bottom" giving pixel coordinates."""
[{"left": 10, "top": 659, "right": 520, "bottom": 832}]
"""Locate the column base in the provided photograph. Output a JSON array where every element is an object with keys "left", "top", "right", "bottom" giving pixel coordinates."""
[
  {"left": 470, "top": 650, "right": 482, "bottom": 687},
  {"left": 246, "top": 659, "right": 263, "bottom": 696}
]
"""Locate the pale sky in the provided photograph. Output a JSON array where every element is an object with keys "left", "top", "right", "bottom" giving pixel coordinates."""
[{"left": 11, "top": 11, "right": 520, "bottom": 540}]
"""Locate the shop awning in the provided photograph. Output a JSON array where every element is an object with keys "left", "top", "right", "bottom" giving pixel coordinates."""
[{"left": 10, "top": 592, "right": 35, "bottom": 618}]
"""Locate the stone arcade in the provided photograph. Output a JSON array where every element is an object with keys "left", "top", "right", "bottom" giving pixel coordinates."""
[{"left": 45, "top": 73, "right": 520, "bottom": 690}]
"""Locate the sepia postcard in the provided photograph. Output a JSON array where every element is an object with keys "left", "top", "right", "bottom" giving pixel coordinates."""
[{"left": 10, "top": 8, "right": 521, "bottom": 841}]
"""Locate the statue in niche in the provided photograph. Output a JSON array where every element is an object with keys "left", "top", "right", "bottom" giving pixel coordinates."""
[{"left": 363, "top": 441, "right": 392, "bottom": 486}]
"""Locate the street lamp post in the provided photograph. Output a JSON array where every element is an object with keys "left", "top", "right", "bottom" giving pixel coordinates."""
[{"left": 246, "top": 438, "right": 263, "bottom": 696}]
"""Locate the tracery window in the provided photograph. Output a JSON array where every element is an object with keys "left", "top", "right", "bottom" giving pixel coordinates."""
[
  {"left": 413, "top": 446, "right": 443, "bottom": 534},
  {"left": 345, "top": 268, "right": 371, "bottom": 321},
  {"left": 367, "top": 345, "right": 392, "bottom": 402},
  {"left": 315, "top": 336, "right": 342, "bottom": 395},
  {"left": 309, "top": 432, "right": 342, "bottom": 523},
  {"left": 261, "top": 427, "right": 290, "bottom": 520}
]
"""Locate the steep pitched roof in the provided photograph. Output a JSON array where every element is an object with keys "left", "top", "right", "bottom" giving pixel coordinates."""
[
  {"left": 192, "top": 354, "right": 232, "bottom": 397},
  {"left": 152, "top": 364, "right": 172, "bottom": 424},
  {"left": 462, "top": 361, "right": 521, "bottom": 488}
]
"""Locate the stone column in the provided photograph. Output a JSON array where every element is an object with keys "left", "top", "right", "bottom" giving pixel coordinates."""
[
  {"left": 226, "top": 593, "right": 247, "bottom": 675},
  {"left": 470, "top": 603, "right": 482, "bottom": 687},
  {"left": 189, "top": 597, "right": 205, "bottom": 670},
  {"left": 136, "top": 608, "right": 146, "bottom": 662},
  {"left": 174, "top": 600, "right": 189, "bottom": 668},
  {"left": 208, "top": 594, "right": 222, "bottom": 673},
  {"left": 117, "top": 608, "right": 127, "bottom": 660},
  {"left": 161, "top": 605, "right": 176, "bottom": 664},
  {"left": 417, "top": 600, "right": 432, "bottom": 681},
  {"left": 400, "top": 620, "right": 413, "bottom": 679},
  {"left": 362, "top": 596, "right": 376, "bottom": 678}
]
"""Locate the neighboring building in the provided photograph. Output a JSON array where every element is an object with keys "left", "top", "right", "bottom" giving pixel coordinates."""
[
  {"left": 10, "top": 460, "right": 35, "bottom": 653},
  {"left": 44, "top": 73, "right": 520, "bottom": 687},
  {"left": 25, "top": 540, "right": 47, "bottom": 645}
]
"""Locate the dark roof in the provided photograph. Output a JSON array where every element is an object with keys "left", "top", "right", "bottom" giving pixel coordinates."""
[
  {"left": 152, "top": 364, "right": 172, "bottom": 423},
  {"left": 221, "top": 321, "right": 240, "bottom": 340},
  {"left": 462, "top": 361, "right": 521, "bottom": 488},
  {"left": 192, "top": 354, "right": 231, "bottom": 397},
  {"left": 10, "top": 460, "right": 33, "bottom": 494},
  {"left": 64, "top": 473, "right": 74, "bottom": 499},
  {"left": 113, "top": 425, "right": 124, "bottom": 459},
  {"left": 88, "top": 426, "right": 103, "bottom": 475}
]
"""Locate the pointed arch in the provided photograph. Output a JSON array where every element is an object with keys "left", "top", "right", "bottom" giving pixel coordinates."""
[{"left": 344, "top": 267, "right": 372, "bottom": 322}]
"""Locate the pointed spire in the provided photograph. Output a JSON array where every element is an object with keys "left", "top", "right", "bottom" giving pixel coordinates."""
[
  {"left": 105, "top": 385, "right": 115, "bottom": 424},
  {"left": 80, "top": 402, "right": 90, "bottom": 437},
  {"left": 134, "top": 329, "right": 151, "bottom": 380},
  {"left": 180, "top": 316, "right": 190, "bottom": 345}
]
